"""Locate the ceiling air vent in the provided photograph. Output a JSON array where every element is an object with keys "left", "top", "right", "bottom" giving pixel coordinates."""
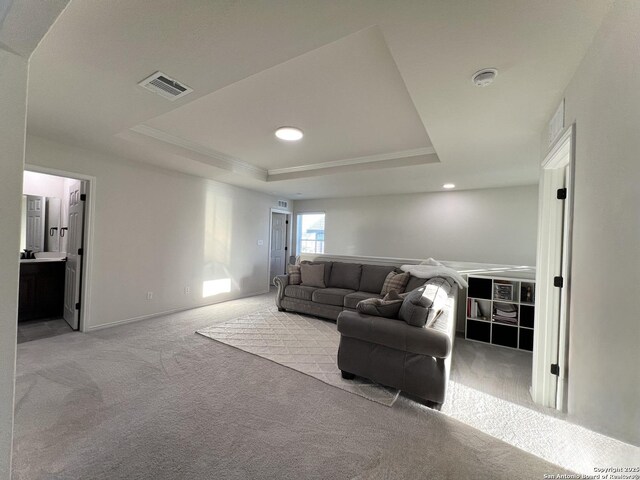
[{"left": 138, "top": 71, "right": 193, "bottom": 101}]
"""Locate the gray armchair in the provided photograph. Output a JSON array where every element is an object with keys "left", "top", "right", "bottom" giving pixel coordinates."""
[{"left": 336, "top": 288, "right": 457, "bottom": 409}]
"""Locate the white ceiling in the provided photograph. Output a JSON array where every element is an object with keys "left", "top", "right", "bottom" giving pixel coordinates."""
[
  {"left": 27, "top": 0, "right": 613, "bottom": 199},
  {"left": 0, "top": 0, "right": 69, "bottom": 58}
]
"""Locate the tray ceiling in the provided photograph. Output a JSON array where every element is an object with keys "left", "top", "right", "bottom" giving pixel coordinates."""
[{"left": 27, "top": 0, "right": 613, "bottom": 198}]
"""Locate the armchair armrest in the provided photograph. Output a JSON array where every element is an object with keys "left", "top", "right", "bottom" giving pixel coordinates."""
[{"left": 337, "top": 311, "right": 452, "bottom": 358}]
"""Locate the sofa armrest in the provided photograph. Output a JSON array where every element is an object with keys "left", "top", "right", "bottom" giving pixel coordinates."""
[
  {"left": 337, "top": 311, "right": 452, "bottom": 358},
  {"left": 273, "top": 275, "right": 289, "bottom": 309}
]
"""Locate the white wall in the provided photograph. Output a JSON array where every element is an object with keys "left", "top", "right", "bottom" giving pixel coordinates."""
[
  {"left": 294, "top": 185, "right": 538, "bottom": 266},
  {"left": 0, "top": 49, "right": 27, "bottom": 479},
  {"left": 557, "top": 0, "right": 640, "bottom": 446},
  {"left": 26, "top": 135, "right": 291, "bottom": 330},
  {"left": 22, "top": 170, "right": 66, "bottom": 198}
]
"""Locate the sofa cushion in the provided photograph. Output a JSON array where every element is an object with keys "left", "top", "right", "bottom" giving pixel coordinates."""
[
  {"left": 300, "top": 263, "right": 326, "bottom": 288},
  {"left": 405, "top": 275, "right": 427, "bottom": 293},
  {"left": 284, "top": 285, "right": 318, "bottom": 301},
  {"left": 343, "top": 291, "right": 382, "bottom": 309},
  {"left": 312, "top": 288, "right": 355, "bottom": 307},
  {"left": 356, "top": 291, "right": 404, "bottom": 318},
  {"left": 358, "top": 264, "right": 396, "bottom": 293},
  {"left": 328, "top": 262, "right": 362, "bottom": 290},
  {"left": 287, "top": 264, "right": 301, "bottom": 285},
  {"left": 380, "top": 271, "right": 410, "bottom": 295}
]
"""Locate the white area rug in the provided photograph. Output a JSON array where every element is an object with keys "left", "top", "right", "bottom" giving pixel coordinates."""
[
  {"left": 197, "top": 308, "right": 639, "bottom": 473},
  {"left": 197, "top": 307, "right": 399, "bottom": 406}
]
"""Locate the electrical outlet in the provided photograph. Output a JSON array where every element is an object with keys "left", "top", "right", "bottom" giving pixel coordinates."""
[
  {"left": 184, "top": 286, "right": 191, "bottom": 295},
  {"left": 146, "top": 291, "right": 153, "bottom": 300},
  {"left": 257, "top": 239, "right": 264, "bottom": 246}
]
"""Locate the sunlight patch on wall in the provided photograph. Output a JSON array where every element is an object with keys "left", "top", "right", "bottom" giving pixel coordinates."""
[
  {"left": 202, "top": 278, "right": 231, "bottom": 298},
  {"left": 204, "top": 189, "right": 232, "bottom": 265}
]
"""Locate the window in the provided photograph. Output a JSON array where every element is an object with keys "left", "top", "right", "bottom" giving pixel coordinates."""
[{"left": 296, "top": 213, "right": 325, "bottom": 254}]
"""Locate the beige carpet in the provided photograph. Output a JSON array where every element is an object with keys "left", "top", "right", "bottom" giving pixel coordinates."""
[
  {"left": 197, "top": 307, "right": 640, "bottom": 474},
  {"left": 13, "top": 292, "right": 567, "bottom": 479},
  {"left": 197, "top": 307, "right": 399, "bottom": 406}
]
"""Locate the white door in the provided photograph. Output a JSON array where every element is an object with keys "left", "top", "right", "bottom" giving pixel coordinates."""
[
  {"left": 26, "top": 195, "right": 45, "bottom": 253},
  {"left": 45, "top": 197, "right": 61, "bottom": 252},
  {"left": 532, "top": 127, "right": 573, "bottom": 410},
  {"left": 270, "top": 213, "right": 287, "bottom": 283},
  {"left": 63, "top": 180, "right": 85, "bottom": 330}
]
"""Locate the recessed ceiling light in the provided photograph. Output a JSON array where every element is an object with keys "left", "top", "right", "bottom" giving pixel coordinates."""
[
  {"left": 443, "top": 183, "right": 456, "bottom": 189},
  {"left": 275, "top": 127, "right": 303, "bottom": 141},
  {"left": 471, "top": 68, "right": 498, "bottom": 87}
]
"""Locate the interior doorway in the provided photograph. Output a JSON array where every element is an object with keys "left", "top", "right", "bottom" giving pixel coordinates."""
[
  {"left": 531, "top": 125, "right": 575, "bottom": 411},
  {"left": 269, "top": 209, "right": 291, "bottom": 285},
  {"left": 18, "top": 167, "right": 93, "bottom": 341}
]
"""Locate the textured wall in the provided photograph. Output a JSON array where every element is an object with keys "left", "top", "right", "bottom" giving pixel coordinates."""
[
  {"left": 294, "top": 185, "right": 539, "bottom": 266},
  {"left": 0, "top": 48, "right": 27, "bottom": 480},
  {"left": 560, "top": 0, "right": 640, "bottom": 446},
  {"left": 26, "top": 135, "right": 291, "bottom": 330}
]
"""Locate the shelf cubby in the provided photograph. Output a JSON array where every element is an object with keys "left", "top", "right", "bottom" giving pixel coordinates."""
[
  {"left": 465, "top": 274, "right": 536, "bottom": 352},
  {"left": 466, "top": 297, "right": 491, "bottom": 321}
]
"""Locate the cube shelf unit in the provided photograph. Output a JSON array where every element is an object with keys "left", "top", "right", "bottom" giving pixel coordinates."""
[{"left": 465, "top": 273, "right": 536, "bottom": 351}]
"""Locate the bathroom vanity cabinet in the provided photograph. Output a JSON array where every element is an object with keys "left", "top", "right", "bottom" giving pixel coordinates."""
[{"left": 18, "top": 259, "right": 66, "bottom": 321}]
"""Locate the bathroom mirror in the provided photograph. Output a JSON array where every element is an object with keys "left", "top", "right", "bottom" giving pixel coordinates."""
[{"left": 21, "top": 195, "right": 63, "bottom": 253}]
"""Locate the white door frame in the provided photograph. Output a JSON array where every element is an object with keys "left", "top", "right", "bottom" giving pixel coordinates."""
[
  {"left": 267, "top": 208, "right": 292, "bottom": 289},
  {"left": 531, "top": 125, "right": 575, "bottom": 410},
  {"left": 24, "top": 164, "right": 96, "bottom": 333}
]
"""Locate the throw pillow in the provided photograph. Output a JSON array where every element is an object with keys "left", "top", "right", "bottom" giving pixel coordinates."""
[
  {"left": 287, "top": 264, "right": 301, "bottom": 285},
  {"left": 301, "top": 260, "right": 332, "bottom": 286},
  {"left": 398, "top": 287, "right": 429, "bottom": 327},
  {"left": 398, "top": 277, "right": 452, "bottom": 327},
  {"left": 356, "top": 291, "right": 404, "bottom": 318},
  {"left": 300, "top": 263, "right": 326, "bottom": 288},
  {"left": 380, "top": 271, "right": 410, "bottom": 295},
  {"left": 423, "top": 277, "right": 452, "bottom": 327}
]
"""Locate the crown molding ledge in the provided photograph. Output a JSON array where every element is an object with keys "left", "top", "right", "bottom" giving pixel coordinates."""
[
  {"left": 267, "top": 146, "right": 437, "bottom": 176},
  {"left": 129, "top": 124, "right": 438, "bottom": 182},
  {"left": 130, "top": 124, "right": 267, "bottom": 180}
]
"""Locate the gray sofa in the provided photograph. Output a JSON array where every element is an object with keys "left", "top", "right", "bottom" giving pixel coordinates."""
[
  {"left": 273, "top": 261, "right": 428, "bottom": 320},
  {"left": 274, "top": 260, "right": 458, "bottom": 408}
]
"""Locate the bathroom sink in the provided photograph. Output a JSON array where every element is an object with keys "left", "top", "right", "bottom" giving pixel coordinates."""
[
  {"left": 33, "top": 252, "right": 67, "bottom": 260},
  {"left": 20, "top": 252, "right": 67, "bottom": 262}
]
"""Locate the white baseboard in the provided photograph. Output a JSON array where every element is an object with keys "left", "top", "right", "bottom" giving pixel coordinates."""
[{"left": 84, "top": 288, "right": 270, "bottom": 332}]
